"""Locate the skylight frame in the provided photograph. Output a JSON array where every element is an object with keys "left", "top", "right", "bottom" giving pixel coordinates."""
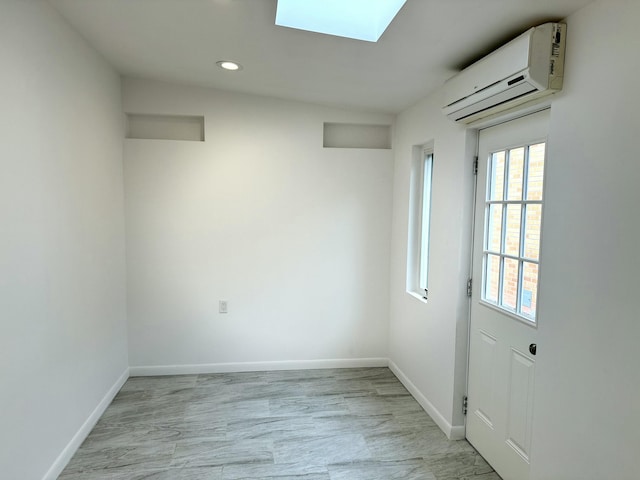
[{"left": 275, "top": 0, "right": 407, "bottom": 43}]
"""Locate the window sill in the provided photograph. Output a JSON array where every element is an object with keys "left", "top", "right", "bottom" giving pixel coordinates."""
[{"left": 407, "top": 291, "right": 429, "bottom": 304}]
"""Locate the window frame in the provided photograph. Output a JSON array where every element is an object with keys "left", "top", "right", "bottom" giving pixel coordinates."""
[
  {"left": 419, "top": 151, "right": 434, "bottom": 294},
  {"left": 407, "top": 145, "right": 434, "bottom": 302},
  {"left": 480, "top": 142, "right": 546, "bottom": 323}
]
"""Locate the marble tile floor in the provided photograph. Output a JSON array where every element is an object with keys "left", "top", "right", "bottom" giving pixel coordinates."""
[{"left": 58, "top": 368, "right": 501, "bottom": 480}]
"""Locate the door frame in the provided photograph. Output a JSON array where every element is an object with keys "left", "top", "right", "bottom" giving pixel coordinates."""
[{"left": 463, "top": 104, "right": 552, "bottom": 460}]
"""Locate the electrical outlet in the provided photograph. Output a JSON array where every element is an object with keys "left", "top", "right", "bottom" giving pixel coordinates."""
[{"left": 219, "top": 300, "right": 228, "bottom": 314}]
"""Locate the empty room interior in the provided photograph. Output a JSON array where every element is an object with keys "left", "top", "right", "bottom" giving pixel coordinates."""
[{"left": 1, "top": 0, "right": 639, "bottom": 479}]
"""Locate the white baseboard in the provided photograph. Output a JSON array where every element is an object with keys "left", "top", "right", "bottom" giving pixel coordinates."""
[
  {"left": 129, "top": 360, "right": 465, "bottom": 440},
  {"left": 388, "top": 360, "right": 466, "bottom": 440},
  {"left": 449, "top": 424, "right": 466, "bottom": 440},
  {"left": 129, "top": 357, "right": 389, "bottom": 376},
  {"left": 41, "top": 357, "right": 464, "bottom": 480},
  {"left": 42, "top": 368, "right": 129, "bottom": 480}
]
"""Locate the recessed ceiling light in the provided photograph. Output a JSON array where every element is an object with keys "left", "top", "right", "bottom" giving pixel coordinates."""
[
  {"left": 216, "top": 60, "right": 243, "bottom": 71},
  {"left": 275, "top": 0, "right": 407, "bottom": 42}
]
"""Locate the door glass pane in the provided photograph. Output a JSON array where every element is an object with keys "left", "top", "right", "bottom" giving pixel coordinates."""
[
  {"left": 486, "top": 204, "right": 503, "bottom": 253},
  {"left": 502, "top": 258, "right": 519, "bottom": 310},
  {"left": 489, "top": 151, "right": 505, "bottom": 201},
  {"left": 526, "top": 143, "right": 546, "bottom": 200},
  {"left": 521, "top": 262, "right": 539, "bottom": 317},
  {"left": 524, "top": 204, "right": 542, "bottom": 261},
  {"left": 507, "top": 147, "right": 525, "bottom": 201},
  {"left": 485, "top": 254, "right": 500, "bottom": 303},
  {"left": 504, "top": 204, "right": 521, "bottom": 257},
  {"left": 480, "top": 135, "right": 546, "bottom": 322}
]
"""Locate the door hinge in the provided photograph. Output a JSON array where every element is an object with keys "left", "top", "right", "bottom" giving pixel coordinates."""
[
  {"left": 463, "top": 395, "right": 468, "bottom": 415},
  {"left": 473, "top": 156, "right": 478, "bottom": 175},
  {"left": 467, "top": 278, "right": 472, "bottom": 297}
]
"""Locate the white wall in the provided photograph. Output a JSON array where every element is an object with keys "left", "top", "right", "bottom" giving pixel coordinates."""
[
  {"left": 390, "top": 0, "right": 640, "bottom": 475},
  {"left": 3, "top": 0, "right": 635, "bottom": 477},
  {"left": 0, "top": 2, "right": 128, "bottom": 479},
  {"left": 123, "top": 79, "right": 393, "bottom": 371},
  {"left": 530, "top": 1, "right": 640, "bottom": 478},
  {"left": 388, "top": 90, "right": 475, "bottom": 437}
]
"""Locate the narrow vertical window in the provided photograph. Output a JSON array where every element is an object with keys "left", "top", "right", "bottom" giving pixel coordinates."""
[
  {"left": 407, "top": 146, "right": 434, "bottom": 301},
  {"left": 419, "top": 152, "right": 434, "bottom": 295}
]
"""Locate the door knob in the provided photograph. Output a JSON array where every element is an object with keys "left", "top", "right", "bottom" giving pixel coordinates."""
[{"left": 529, "top": 343, "right": 537, "bottom": 355}]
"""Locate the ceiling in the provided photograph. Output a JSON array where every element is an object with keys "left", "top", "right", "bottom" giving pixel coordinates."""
[{"left": 48, "top": 0, "right": 594, "bottom": 114}]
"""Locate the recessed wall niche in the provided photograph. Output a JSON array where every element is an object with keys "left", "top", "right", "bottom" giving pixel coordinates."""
[
  {"left": 323, "top": 123, "right": 391, "bottom": 149},
  {"left": 126, "top": 114, "right": 205, "bottom": 141}
]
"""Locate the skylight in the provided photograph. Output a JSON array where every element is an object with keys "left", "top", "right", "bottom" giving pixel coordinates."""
[{"left": 275, "top": 0, "right": 407, "bottom": 43}]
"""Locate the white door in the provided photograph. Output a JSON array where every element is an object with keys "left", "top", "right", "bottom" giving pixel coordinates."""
[{"left": 467, "top": 109, "right": 549, "bottom": 480}]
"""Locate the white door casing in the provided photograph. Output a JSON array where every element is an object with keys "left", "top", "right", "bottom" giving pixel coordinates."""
[{"left": 467, "top": 109, "right": 550, "bottom": 480}]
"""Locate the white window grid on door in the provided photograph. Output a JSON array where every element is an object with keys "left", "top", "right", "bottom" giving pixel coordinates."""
[{"left": 481, "top": 142, "right": 546, "bottom": 323}]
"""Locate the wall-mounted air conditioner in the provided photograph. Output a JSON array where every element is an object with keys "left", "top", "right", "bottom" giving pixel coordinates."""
[{"left": 442, "top": 23, "right": 566, "bottom": 124}]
